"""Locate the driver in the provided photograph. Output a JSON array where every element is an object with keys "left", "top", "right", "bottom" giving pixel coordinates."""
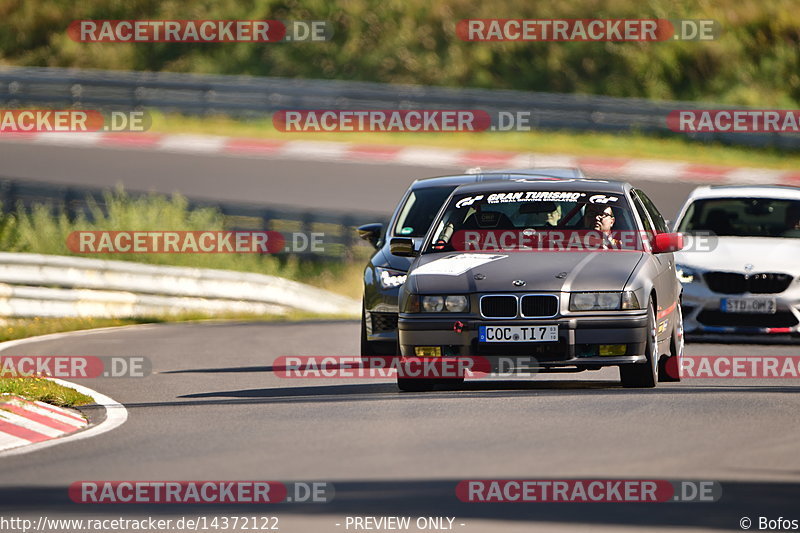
[
  {"left": 782, "top": 203, "right": 800, "bottom": 238},
  {"left": 543, "top": 204, "right": 561, "bottom": 227}
]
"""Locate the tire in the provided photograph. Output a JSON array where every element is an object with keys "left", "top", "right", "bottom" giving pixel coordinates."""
[
  {"left": 394, "top": 339, "right": 465, "bottom": 391},
  {"left": 397, "top": 377, "right": 437, "bottom": 392},
  {"left": 620, "top": 299, "right": 658, "bottom": 388},
  {"left": 395, "top": 337, "right": 436, "bottom": 392},
  {"left": 659, "top": 302, "right": 684, "bottom": 382}
]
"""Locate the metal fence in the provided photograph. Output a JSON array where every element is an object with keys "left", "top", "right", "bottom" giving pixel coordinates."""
[
  {"left": 0, "top": 177, "right": 382, "bottom": 261},
  {"left": 1, "top": 66, "right": 798, "bottom": 149},
  {"left": 0, "top": 252, "right": 359, "bottom": 318}
]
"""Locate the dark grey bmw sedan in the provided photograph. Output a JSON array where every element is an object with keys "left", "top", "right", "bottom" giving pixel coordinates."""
[
  {"left": 393, "top": 178, "right": 685, "bottom": 391},
  {"left": 358, "top": 168, "right": 586, "bottom": 357}
]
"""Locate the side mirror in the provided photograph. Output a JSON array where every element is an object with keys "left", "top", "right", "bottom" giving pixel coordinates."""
[
  {"left": 652, "top": 232, "right": 684, "bottom": 254},
  {"left": 357, "top": 223, "right": 384, "bottom": 249},
  {"left": 390, "top": 237, "right": 418, "bottom": 257}
]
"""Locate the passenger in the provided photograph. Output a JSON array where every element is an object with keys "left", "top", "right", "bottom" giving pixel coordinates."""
[{"left": 583, "top": 203, "right": 619, "bottom": 248}]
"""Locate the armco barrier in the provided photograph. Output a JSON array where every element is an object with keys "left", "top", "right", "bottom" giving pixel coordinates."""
[
  {"left": 0, "top": 66, "right": 797, "bottom": 148},
  {"left": 0, "top": 252, "right": 360, "bottom": 318}
]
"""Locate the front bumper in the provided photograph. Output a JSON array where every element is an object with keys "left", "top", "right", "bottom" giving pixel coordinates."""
[
  {"left": 681, "top": 282, "right": 800, "bottom": 336},
  {"left": 398, "top": 313, "right": 649, "bottom": 371}
]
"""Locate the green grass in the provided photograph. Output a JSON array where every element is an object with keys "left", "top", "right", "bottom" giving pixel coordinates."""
[
  {"left": 152, "top": 112, "right": 800, "bottom": 170},
  {"left": 0, "top": 188, "right": 367, "bottom": 301},
  {"left": 0, "top": 378, "right": 94, "bottom": 407},
  {"left": 3, "top": 0, "right": 800, "bottom": 108},
  {"left": 0, "top": 311, "right": 357, "bottom": 343},
  {"left": 0, "top": 316, "right": 141, "bottom": 342}
]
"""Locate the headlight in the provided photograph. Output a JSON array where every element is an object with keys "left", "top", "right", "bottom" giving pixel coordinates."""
[
  {"left": 445, "top": 295, "right": 469, "bottom": 312},
  {"left": 377, "top": 267, "right": 407, "bottom": 289},
  {"left": 675, "top": 264, "right": 698, "bottom": 284},
  {"left": 422, "top": 296, "right": 444, "bottom": 312},
  {"left": 413, "top": 295, "right": 470, "bottom": 313},
  {"left": 570, "top": 291, "right": 641, "bottom": 311}
]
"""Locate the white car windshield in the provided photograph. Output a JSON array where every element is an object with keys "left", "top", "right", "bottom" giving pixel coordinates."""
[{"left": 678, "top": 198, "right": 800, "bottom": 238}]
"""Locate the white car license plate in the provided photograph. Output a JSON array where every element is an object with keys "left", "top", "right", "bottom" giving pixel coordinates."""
[
  {"left": 479, "top": 325, "right": 558, "bottom": 343},
  {"left": 721, "top": 298, "right": 777, "bottom": 314}
]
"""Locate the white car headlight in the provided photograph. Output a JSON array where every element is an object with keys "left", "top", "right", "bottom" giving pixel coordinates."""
[
  {"left": 675, "top": 264, "right": 699, "bottom": 284},
  {"left": 377, "top": 267, "right": 407, "bottom": 289},
  {"left": 570, "top": 291, "right": 641, "bottom": 311}
]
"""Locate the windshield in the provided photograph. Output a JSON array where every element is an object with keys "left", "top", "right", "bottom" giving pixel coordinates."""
[
  {"left": 393, "top": 186, "right": 456, "bottom": 237},
  {"left": 677, "top": 198, "right": 800, "bottom": 238},
  {"left": 423, "top": 190, "right": 642, "bottom": 253}
]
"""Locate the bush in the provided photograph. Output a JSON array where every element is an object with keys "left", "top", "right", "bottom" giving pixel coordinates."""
[{"left": 1, "top": 0, "right": 799, "bottom": 106}]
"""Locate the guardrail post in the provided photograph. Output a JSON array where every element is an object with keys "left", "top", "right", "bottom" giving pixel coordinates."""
[
  {"left": 0, "top": 180, "right": 15, "bottom": 212},
  {"left": 64, "top": 187, "right": 79, "bottom": 221},
  {"left": 301, "top": 212, "right": 315, "bottom": 260},
  {"left": 341, "top": 215, "right": 355, "bottom": 261}
]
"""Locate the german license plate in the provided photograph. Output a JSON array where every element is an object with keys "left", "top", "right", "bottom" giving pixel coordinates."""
[
  {"left": 721, "top": 298, "right": 777, "bottom": 314},
  {"left": 479, "top": 325, "right": 558, "bottom": 343}
]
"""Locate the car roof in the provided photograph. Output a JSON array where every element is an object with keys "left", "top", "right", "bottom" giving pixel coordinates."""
[
  {"left": 450, "top": 176, "right": 630, "bottom": 195},
  {"left": 686, "top": 185, "right": 800, "bottom": 201},
  {"left": 408, "top": 167, "right": 585, "bottom": 190}
]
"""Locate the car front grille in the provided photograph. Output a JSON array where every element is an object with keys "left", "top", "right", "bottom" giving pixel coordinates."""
[
  {"left": 480, "top": 296, "right": 518, "bottom": 318},
  {"left": 371, "top": 312, "right": 398, "bottom": 333},
  {"left": 704, "top": 272, "right": 793, "bottom": 294},
  {"left": 696, "top": 310, "right": 799, "bottom": 328},
  {"left": 520, "top": 295, "right": 559, "bottom": 318}
]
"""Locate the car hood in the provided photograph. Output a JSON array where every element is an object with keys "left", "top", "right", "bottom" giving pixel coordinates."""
[
  {"left": 675, "top": 237, "right": 800, "bottom": 274},
  {"left": 408, "top": 251, "right": 645, "bottom": 293}
]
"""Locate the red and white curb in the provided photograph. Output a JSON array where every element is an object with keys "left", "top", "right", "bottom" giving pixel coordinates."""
[
  {"left": 1, "top": 131, "right": 798, "bottom": 186},
  {"left": 0, "top": 328, "right": 132, "bottom": 457},
  {"left": 0, "top": 394, "right": 87, "bottom": 451}
]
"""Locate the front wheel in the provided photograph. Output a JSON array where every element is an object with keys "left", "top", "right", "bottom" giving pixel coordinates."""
[
  {"left": 395, "top": 339, "right": 464, "bottom": 392},
  {"left": 620, "top": 299, "right": 658, "bottom": 388},
  {"left": 659, "top": 302, "right": 684, "bottom": 382}
]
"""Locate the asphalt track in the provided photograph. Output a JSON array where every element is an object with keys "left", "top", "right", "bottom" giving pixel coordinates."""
[
  {"left": 0, "top": 141, "right": 698, "bottom": 219},
  {"left": 0, "top": 144, "right": 799, "bottom": 532},
  {"left": 1, "top": 322, "right": 799, "bottom": 532}
]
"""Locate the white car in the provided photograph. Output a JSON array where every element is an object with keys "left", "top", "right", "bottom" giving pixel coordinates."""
[{"left": 673, "top": 185, "right": 800, "bottom": 337}]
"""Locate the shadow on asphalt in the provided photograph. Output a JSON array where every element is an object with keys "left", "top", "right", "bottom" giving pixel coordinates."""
[
  {"left": 686, "top": 334, "right": 800, "bottom": 346},
  {"left": 0, "top": 479, "right": 797, "bottom": 530},
  {"left": 140, "top": 381, "right": 800, "bottom": 409}
]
